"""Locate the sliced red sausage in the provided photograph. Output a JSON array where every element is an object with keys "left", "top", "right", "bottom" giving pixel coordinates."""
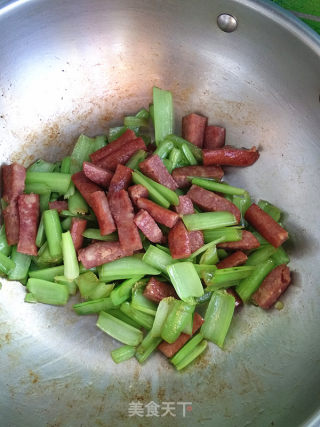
[
  {"left": 216, "top": 251, "right": 248, "bottom": 269},
  {"left": 172, "top": 165, "right": 224, "bottom": 188},
  {"left": 252, "top": 264, "right": 291, "bottom": 309},
  {"left": 245, "top": 203, "right": 288, "bottom": 248},
  {"left": 182, "top": 113, "right": 208, "bottom": 148},
  {"left": 128, "top": 184, "right": 149, "bottom": 205},
  {"left": 96, "top": 138, "right": 146, "bottom": 171},
  {"left": 3, "top": 200, "right": 20, "bottom": 245},
  {"left": 70, "top": 218, "right": 87, "bottom": 251},
  {"left": 48, "top": 200, "right": 68, "bottom": 213},
  {"left": 134, "top": 209, "right": 163, "bottom": 243},
  {"left": 143, "top": 277, "right": 178, "bottom": 303},
  {"left": 88, "top": 191, "right": 116, "bottom": 236},
  {"left": 187, "top": 184, "right": 241, "bottom": 223},
  {"left": 71, "top": 171, "right": 101, "bottom": 204},
  {"left": 218, "top": 230, "right": 260, "bottom": 251},
  {"left": 17, "top": 194, "right": 40, "bottom": 256},
  {"left": 2, "top": 163, "right": 26, "bottom": 203},
  {"left": 203, "top": 146, "right": 259, "bottom": 167},
  {"left": 90, "top": 129, "right": 136, "bottom": 163},
  {"left": 83, "top": 162, "right": 113, "bottom": 188},
  {"left": 136, "top": 198, "right": 179, "bottom": 228},
  {"left": 158, "top": 312, "right": 204, "bottom": 358},
  {"left": 139, "top": 154, "right": 178, "bottom": 190},
  {"left": 168, "top": 220, "right": 191, "bottom": 259},
  {"left": 78, "top": 241, "right": 125, "bottom": 269},
  {"left": 226, "top": 288, "right": 243, "bottom": 309},
  {"left": 204, "top": 126, "right": 226, "bottom": 149},
  {"left": 109, "top": 190, "right": 142, "bottom": 253},
  {"left": 174, "top": 195, "right": 194, "bottom": 216},
  {"left": 108, "top": 164, "right": 132, "bottom": 195},
  {"left": 188, "top": 230, "right": 204, "bottom": 253}
]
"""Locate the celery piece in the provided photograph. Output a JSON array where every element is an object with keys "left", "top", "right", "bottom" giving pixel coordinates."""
[
  {"left": 153, "top": 87, "right": 174, "bottom": 145},
  {"left": 135, "top": 331, "right": 162, "bottom": 364},
  {"left": 62, "top": 231, "right": 79, "bottom": 280},
  {"left": 99, "top": 256, "right": 160, "bottom": 281},
  {"left": 97, "top": 311, "right": 143, "bottom": 346},
  {"left": 167, "top": 262, "right": 204, "bottom": 302},
  {"left": 26, "top": 172, "right": 71, "bottom": 194},
  {"left": 27, "top": 278, "right": 69, "bottom": 306},
  {"left": 111, "top": 345, "right": 136, "bottom": 364},
  {"left": 73, "top": 297, "right": 115, "bottom": 315},
  {"left": 110, "top": 276, "right": 144, "bottom": 306},
  {"left": 183, "top": 212, "right": 237, "bottom": 231},
  {"left": 8, "top": 247, "right": 31, "bottom": 281},
  {"left": 120, "top": 302, "right": 155, "bottom": 330}
]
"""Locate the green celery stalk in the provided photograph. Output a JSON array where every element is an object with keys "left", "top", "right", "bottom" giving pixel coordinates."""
[
  {"left": 99, "top": 256, "right": 160, "bottom": 281},
  {"left": 232, "top": 192, "right": 251, "bottom": 226},
  {"left": 82, "top": 229, "right": 117, "bottom": 241},
  {"left": 201, "top": 291, "right": 235, "bottom": 348},
  {"left": 29, "top": 265, "right": 64, "bottom": 281},
  {"left": 183, "top": 212, "right": 237, "bottom": 231},
  {"left": 54, "top": 276, "right": 77, "bottom": 295},
  {"left": 73, "top": 297, "right": 115, "bottom": 315},
  {"left": 120, "top": 302, "right": 155, "bottom": 330},
  {"left": 187, "top": 239, "right": 223, "bottom": 261},
  {"left": 26, "top": 172, "right": 71, "bottom": 194},
  {"left": 43, "top": 209, "right": 62, "bottom": 258},
  {"left": 60, "top": 156, "right": 71, "bottom": 174},
  {"left": 124, "top": 116, "right": 149, "bottom": 128},
  {"left": 173, "top": 339, "right": 207, "bottom": 371},
  {"left": 153, "top": 87, "right": 174, "bottom": 145},
  {"left": 205, "top": 266, "right": 256, "bottom": 289},
  {"left": 93, "top": 135, "right": 108, "bottom": 151},
  {"left": 76, "top": 271, "right": 110, "bottom": 300},
  {"left": 203, "top": 227, "right": 242, "bottom": 243},
  {"left": 167, "top": 262, "right": 204, "bottom": 302},
  {"left": 162, "top": 158, "right": 173, "bottom": 173},
  {"left": 142, "top": 245, "right": 177, "bottom": 276},
  {"left": 149, "top": 104, "right": 154, "bottom": 123},
  {"left": 25, "top": 182, "right": 51, "bottom": 195},
  {"left": 271, "top": 246, "right": 290, "bottom": 266},
  {"left": 60, "top": 210, "right": 96, "bottom": 221},
  {"left": 27, "top": 159, "right": 55, "bottom": 173},
  {"left": 36, "top": 214, "right": 46, "bottom": 248},
  {"left": 169, "top": 147, "right": 182, "bottom": 170},
  {"left": 0, "top": 225, "right": 11, "bottom": 256},
  {"left": 68, "top": 191, "right": 89, "bottom": 215},
  {"left": 110, "top": 276, "right": 144, "bottom": 306},
  {"left": 150, "top": 297, "right": 176, "bottom": 338},
  {"left": 63, "top": 182, "right": 75, "bottom": 200},
  {"left": 161, "top": 300, "right": 195, "bottom": 343},
  {"left": 131, "top": 284, "right": 158, "bottom": 315},
  {"left": 25, "top": 293, "right": 37, "bottom": 303},
  {"left": 136, "top": 108, "right": 150, "bottom": 120},
  {"left": 7, "top": 247, "right": 31, "bottom": 281},
  {"left": 108, "top": 309, "right": 141, "bottom": 329},
  {"left": 181, "top": 143, "right": 197, "bottom": 165},
  {"left": 171, "top": 332, "right": 204, "bottom": 366},
  {"left": 135, "top": 331, "right": 162, "bottom": 363},
  {"left": 134, "top": 170, "right": 179, "bottom": 206},
  {"left": 0, "top": 251, "right": 15, "bottom": 275},
  {"left": 34, "top": 241, "right": 62, "bottom": 268},
  {"left": 154, "top": 140, "right": 174, "bottom": 159},
  {"left": 191, "top": 178, "right": 246, "bottom": 195},
  {"left": 61, "top": 217, "right": 72, "bottom": 231},
  {"left": 155, "top": 244, "right": 171, "bottom": 254},
  {"left": 199, "top": 244, "right": 219, "bottom": 265},
  {"left": 39, "top": 192, "right": 51, "bottom": 213},
  {"left": 258, "top": 199, "right": 282, "bottom": 222},
  {"left": 132, "top": 171, "right": 170, "bottom": 208},
  {"left": 97, "top": 311, "right": 143, "bottom": 346},
  {"left": 236, "top": 259, "right": 275, "bottom": 302},
  {"left": 108, "top": 126, "right": 129, "bottom": 142},
  {"left": 217, "top": 249, "right": 228, "bottom": 260},
  {"left": 246, "top": 245, "right": 277, "bottom": 266},
  {"left": 62, "top": 231, "right": 79, "bottom": 280},
  {"left": 111, "top": 345, "right": 136, "bottom": 364},
  {"left": 182, "top": 311, "right": 194, "bottom": 335},
  {"left": 195, "top": 291, "right": 213, "bottom": 304},
  {"left": 125, "top": 150, "right": 147, "bottom": 169},
  {"left": 166, "top": 134, "right": 202, "bottom": 162},
  {"left": 27, "top": 278, "right": 69, "bottom": 306},
  {"left": 70, "top": 134, "right": 95, "bottom": 174}
]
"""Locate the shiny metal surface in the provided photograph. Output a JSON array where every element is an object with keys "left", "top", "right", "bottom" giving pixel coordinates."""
[
  {"left": 0, "top": 0, "right": 320, "bottom": 426},
  {"left": 217, "top": 13, "right": 238, "bottom": 33}
]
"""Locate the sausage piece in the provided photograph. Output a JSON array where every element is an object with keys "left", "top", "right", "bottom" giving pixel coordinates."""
[
  {"left": 109, "top": 190, "right": 142, "bottom": 253},
  {"left": 108, "top": 164, "right": 132, "bottom": 195},
  {"left": 244, "top": 203, "right": 288, "bottom": 248},
  {"left": 158, "top": 312, "right": 204, "bottom": 358},
  {"left": 182, "top": 113, "right": 208, "bottom": 148},
  {"left": 48, "top": 200, "right": 68, "bottom": 213},
  {"left": 78, "top": 241, "right": 125, "bottom": 269},
  {"left": 172, "top": 165, "right": 224, "bottom": 188},
  {"left": 188, "top": 230, "right": 204, "bottom": 253},
  {"left": 90, "top": 129, "right": 136, "bottom": 163},
  {"left": 143, "top": 277, "right": 178, "bottom": 303},
  {"left": 134, "top": 209, "right": 163, "bottom": 243},
  {"left": 204, "top": 126, "right": 226, "bottom": 149},
  {"left": 168, "top": 220, "right": 191, "bottom": 259},
  {"left": 71, "top": 171, "right": 101, "bottom": 204},
  {"left": 2, "top": 163, "right": 26, "bottom": 203},
  {"left": 174, "top": 195, "right": 195, "bottom": 216},
  {"left": 3, "top": 200, "right": 20, "bottom": 245},
  {"left": 218, "top": 230, "right": 260, "bottom": 251},
  {"left": 139, "top": 154, "right": 178, "bottom": 190},
  {"left": 128, "top": 184, "right": 149, "bottom": 205},
  {"left": 252, "top": 264, "right": 291, "bottom": 309},
  {"left": 83, "top": 162, "right": 113, "bottom": 188},
  {"left": 216, "top": 251, "right": 248, "bottom": 269},
  {"left": 136, "top": 198, "right": 179, "bottom": 228},
  {"left": 88, "top": 191, "right": 116, "bottom": 236},
  {"left": 70, "top": 218, "right": 87, "bottom": 251},
  {"left": 187, "top": 184, "right": 241, "bottom": 223},
  {"left": 17, "top": 193, "right": 40, "bottom": 256},
  {"left": 96, "top": 138, "right": 146, "bottom": 171},
  {"left": 203, "top": 146, "right": 259, "bottom": 167}
]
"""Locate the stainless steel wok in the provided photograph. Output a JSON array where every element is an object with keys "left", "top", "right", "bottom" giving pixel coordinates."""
[{"left": 0, "top": 1, "right": 319, "bottom": 426}]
